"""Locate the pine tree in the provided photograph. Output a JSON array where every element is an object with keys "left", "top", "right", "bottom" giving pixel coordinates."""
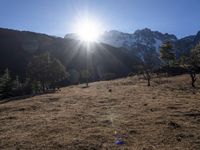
[
  {"left": 12, "top": 76, "right": 21, "bottom": 89},
  {"left": 12, "top": 76, "right": 23, "bottom": 96},
  {"left": 22, "top": 78, "right": 34, "bottom": 94},
  {"left": 160, "top": 41, "right": 176, "bottom": 67},
  {"left": 0, "top": 69, "right": 13, "bottom": 98}
]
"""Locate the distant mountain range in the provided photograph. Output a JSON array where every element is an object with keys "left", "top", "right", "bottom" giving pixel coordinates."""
[
  {"left": 99, "top": 28, "right": 177, "bottom": 51},
  {"left": 65, "top": 28, "right": 200, "bottom": 58},
  {"left": 0, "top": 27, "right": 200, "bottom": 82}
]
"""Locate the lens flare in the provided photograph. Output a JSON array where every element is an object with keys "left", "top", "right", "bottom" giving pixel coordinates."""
[{"left": 75, "top": 19, "right": 102, "bottom": 42}]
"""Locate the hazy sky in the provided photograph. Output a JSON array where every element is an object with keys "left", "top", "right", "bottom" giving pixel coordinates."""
[{"left": 0, "top": 0, "right": 200, "bottom": 38}]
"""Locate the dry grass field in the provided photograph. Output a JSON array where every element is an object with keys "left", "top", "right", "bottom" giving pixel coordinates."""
[{"left": 0, "top": 75, "right": 200, "bottom": 150}]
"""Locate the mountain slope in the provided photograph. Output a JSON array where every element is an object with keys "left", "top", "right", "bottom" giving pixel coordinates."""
[
  {"left": 174, "top": 31, "right": 200, "bottom": 57},
  {"left": 0, "top": 75, "right": 200, "bottom": 149},
  {"left": 0, "top": 28, "right": 140, "bottom": 81}
]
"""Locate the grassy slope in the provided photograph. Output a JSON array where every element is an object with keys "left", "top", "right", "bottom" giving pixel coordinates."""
[{"left": 0, "top": 75, "right": 200, "bottom": 150}]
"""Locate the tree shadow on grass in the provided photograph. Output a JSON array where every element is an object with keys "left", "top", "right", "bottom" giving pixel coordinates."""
[{"left": 0, "top": 90, "right": 57, "bottom": 105}]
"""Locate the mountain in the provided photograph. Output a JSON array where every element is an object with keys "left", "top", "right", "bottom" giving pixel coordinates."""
[
  {"left": 1, "top": 27, "right": 200, "bottom": 83},
  {"left": 65, "top": 28, "right": 177, "bottom": 56},
  {"left": 174, "top": 31, "right": 200, "bottom": 57},
  {"left": 0, "top": 28, "right": 141, "bottom": 82},
  {"left": 65, "top": 28, "right": 200, "bottom": 60},
  {"left": 100, "top": 28, "right": 177, "bottom": 51},
  {"left": 99, "top": 29, "right": 200, "bottom": 59}
]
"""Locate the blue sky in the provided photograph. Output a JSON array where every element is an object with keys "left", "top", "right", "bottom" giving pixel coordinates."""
[{"left": 0, "top": 0, "right": 200, "bottom": 38}]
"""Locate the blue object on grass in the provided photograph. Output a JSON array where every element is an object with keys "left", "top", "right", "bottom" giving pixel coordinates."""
[{"left": 115, "top": 139, "right": 125, "bottom": 145}]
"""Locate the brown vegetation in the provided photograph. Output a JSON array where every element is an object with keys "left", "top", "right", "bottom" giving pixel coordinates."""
[{"left": 0, "top": 75, "right": 200, "bottom": 150}]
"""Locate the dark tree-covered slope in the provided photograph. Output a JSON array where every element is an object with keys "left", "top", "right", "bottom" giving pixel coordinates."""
[{"left": 0, "top": 28, "right": 141, "bottom": 80}]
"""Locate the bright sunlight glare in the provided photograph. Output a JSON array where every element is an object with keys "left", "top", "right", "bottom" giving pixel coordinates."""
[{"left": 75, "top": 19, "right": 102, "bottom": 42}]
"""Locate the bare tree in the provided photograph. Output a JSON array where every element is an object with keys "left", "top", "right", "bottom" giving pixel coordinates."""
[
  {"left": 140, "top": 51, "right": 160, "bottom": 86},
  {"left": 81, "top": 70, "right": 91, "bottom": 87},
  {"left": 179, "top": 42, "right": 200, "bottom": 88},
  {"left": 28, "top": 53, "right": 67, "bottom": 92}
]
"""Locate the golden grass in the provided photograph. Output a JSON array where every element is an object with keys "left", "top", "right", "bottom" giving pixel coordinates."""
[{"left": 0, "top": 74, "right": 200, "bottom": 150}]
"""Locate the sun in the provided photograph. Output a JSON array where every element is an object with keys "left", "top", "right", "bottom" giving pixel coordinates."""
[{"left": 75, "top": 19, "right": 102, "bottom": 42}]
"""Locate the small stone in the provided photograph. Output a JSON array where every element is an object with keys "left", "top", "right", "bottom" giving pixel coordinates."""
[{"left": 144, "top": 103, "right": 148, "bottom": 106}]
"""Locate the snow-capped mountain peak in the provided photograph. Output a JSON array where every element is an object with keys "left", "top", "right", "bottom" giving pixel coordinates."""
[
  {"left": 99, "top": 28, "right": 177, "bottom": 52},
  {"left": 65, "top": 28, "right": 178, "bottom": 59}
]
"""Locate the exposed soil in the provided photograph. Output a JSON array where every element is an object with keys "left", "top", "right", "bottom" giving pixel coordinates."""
[{"left": 0, "top": 75, "right": 200, "bottom": 150}]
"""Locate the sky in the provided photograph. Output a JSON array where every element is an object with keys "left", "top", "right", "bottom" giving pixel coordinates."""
[{"left": 0, "top": 0, "right": 200, "bottom": 38}]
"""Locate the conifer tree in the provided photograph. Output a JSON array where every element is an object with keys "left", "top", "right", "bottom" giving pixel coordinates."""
[
  {"left": 160, "top": 41, "right": 176, "bottom": 67},
  {"left": 12, "top": 76, "right": 23, "bottom": 96},
  {"left": 0, "top": 69, "right": 13, "bottom": 98}
]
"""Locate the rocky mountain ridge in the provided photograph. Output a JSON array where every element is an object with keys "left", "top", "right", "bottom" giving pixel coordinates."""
[{"left": 65, "top": 28, "right": 200, "bottom": 58}]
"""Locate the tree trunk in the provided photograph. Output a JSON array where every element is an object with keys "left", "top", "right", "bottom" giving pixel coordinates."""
[
  {"left": 86, "top": 78, "right": 89, "bottom": 87},
  {"left": 147, "top": 78, "right": 150, "bottom": 86},
  {"left": 190, "top": 72, "right": 197, "bottom": 88},
  {"left": 42, "top": 82, "right": 45, "bottom": 92},
  {"left": 143, "top": 71, "right": 151, "bottom": 86},
  {"left": 146, "top": 71, "right": 151, "bottom": 86}
]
